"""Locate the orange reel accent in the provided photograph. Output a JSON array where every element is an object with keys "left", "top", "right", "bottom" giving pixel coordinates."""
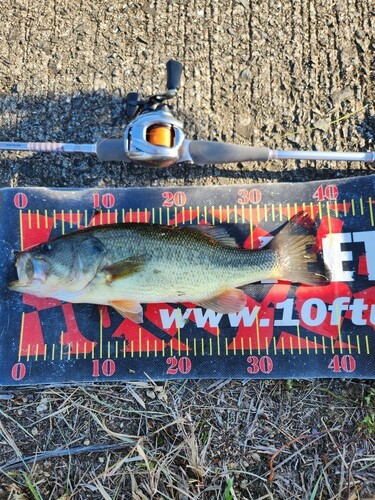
[{"left": 146, "top": 125, "right": 174, "bottom": 147}]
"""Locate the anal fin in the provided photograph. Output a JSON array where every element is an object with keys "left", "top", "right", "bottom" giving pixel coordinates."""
[
  {"left": 196, "top": 289, "right": 247, "bottom": 314},
  {"left": 110, "top": 299, "right": 144, "bottom": 323}
]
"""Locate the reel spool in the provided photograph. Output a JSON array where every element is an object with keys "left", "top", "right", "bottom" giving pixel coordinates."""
[{"left": 146, "top": 124, "right": 174, "bottom": 148}]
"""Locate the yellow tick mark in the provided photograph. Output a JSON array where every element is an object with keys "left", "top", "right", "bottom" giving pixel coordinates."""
[{"left": 369, "top": 197, "right": 374, "bottom": 226}]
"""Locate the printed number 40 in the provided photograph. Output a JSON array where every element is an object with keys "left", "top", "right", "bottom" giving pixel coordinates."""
[
  {"left": 328, "top": 354, "right": 356, "bottom": 373},
  {"left": 313, "top": 184, "right": 338, "bottom": 202}
]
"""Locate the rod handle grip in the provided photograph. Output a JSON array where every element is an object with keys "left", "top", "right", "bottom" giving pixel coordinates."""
[
  {"left": 96, "top": 139, "right": 130, "bottom": 162},
  {"left": 189, "top": 141, "right": 271, "bottom": 164}
]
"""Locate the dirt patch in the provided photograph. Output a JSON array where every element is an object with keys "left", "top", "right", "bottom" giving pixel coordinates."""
[{"left": 0, "top": 0, "right": 374, "bottom": 498}]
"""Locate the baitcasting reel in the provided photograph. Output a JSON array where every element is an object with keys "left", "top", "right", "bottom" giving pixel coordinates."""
[
  {"left": 0, "top": 60, "right": 373, "bottom": 166},
  {"left": 122, "top": 60, "right": 185, "bottom": 167},
  {"left": 124, "top": 108, "right": 185, "bottom": 167}
]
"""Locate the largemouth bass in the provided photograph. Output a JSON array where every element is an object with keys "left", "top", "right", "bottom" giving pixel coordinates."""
[{"left": 8, "top": 213, "right": 328, "bottom": 323}]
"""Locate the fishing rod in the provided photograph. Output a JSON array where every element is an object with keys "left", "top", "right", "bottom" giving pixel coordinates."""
[{"left": 0, "top": 60, "right": 373, "bottom": 166}]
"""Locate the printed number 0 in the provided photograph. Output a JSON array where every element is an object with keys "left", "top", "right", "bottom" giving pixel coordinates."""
[
  {"left": 13, "top": 193, "right": 28, "bottom": 209},
  {"left": 11, "top": 362, "right": 26, "bottom": 381}
]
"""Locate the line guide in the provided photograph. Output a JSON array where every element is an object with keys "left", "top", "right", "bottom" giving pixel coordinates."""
[{"left": 1, "top": 175, "right": 375, "bottom": 385}]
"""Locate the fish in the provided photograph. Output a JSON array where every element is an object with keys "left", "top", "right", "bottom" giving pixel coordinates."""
[{"left": 8, "top": 212, "right": 329, "bottom": 323}]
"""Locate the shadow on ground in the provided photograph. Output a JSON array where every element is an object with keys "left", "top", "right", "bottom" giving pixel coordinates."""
[{"left": 0, "top": 91, "right": 373, "bottom": 188}]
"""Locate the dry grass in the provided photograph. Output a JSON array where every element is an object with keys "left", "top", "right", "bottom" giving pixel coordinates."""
[{"left": 0, "top": 379, "right": 374, "bottom": 499}]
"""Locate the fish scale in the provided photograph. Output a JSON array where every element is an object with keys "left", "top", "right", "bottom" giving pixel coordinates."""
[{"left": 9, "top": 218, "right": 322, "bottom": 317}]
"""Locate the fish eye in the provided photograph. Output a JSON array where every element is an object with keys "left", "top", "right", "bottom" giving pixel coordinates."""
[{"left": 40, "top": 243, "right": 52, "bottom": 254}]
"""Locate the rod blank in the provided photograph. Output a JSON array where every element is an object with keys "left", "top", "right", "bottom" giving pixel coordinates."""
[
  {"left": 0, "top": 140, "right": 373, "bottom": 164},
  {"left": 271, "top": 150, "right": 374, "bottom": 163}
]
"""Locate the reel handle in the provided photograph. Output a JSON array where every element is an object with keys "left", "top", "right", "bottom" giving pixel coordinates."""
[{"left": 166, "top": 60, "right": 183, "bottom": 91}]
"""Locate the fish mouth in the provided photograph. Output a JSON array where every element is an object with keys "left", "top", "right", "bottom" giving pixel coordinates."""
[
  {"left": 7, "top": 279, "right": 25, "bottom": 292},
  {"left": 8, "top": 254, "right": 50, "bottom": 291}
]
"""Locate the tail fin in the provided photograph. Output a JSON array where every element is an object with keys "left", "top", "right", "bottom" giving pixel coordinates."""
[{"left": 269, "top": 212, "right": 330, "bottom": 285}]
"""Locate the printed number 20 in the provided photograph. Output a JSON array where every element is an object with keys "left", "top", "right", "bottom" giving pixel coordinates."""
[
  {"left": 162, "top": 191, "right": 187, "bottom": 207},
  {"left": 166, "top": 356, "right": 191, "bottom": 375}
]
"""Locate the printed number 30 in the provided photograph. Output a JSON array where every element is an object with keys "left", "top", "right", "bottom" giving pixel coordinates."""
[{"left": 247, "top": 355, "right": 273, "bottom": 374}]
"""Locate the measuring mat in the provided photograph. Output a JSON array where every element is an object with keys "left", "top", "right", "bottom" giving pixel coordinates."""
[{"left": 0, "top": 175, "right": 374, "bottom": 385}]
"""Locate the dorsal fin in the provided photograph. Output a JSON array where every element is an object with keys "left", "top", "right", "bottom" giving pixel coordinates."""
[{"left": 189, "top": 225, "right": 240, "bottom": 248}]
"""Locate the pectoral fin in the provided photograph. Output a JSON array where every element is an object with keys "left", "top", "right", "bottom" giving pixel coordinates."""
[
  {"left": 103, "top": 255, "right": 145, "bottom": 283},
  {"left": 196, "top": 289, "right": 247, "bottom": 314},
  {"left": 110, "top": 299, "right": 144, "bottom": 323}
]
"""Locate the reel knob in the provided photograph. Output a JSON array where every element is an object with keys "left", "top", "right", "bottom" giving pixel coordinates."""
[
  {"left": 125, "top": 92, "right": 141, "bottom": 120},
  {"left": 166, "top": 60, "right": 183, "bottom": 92}
]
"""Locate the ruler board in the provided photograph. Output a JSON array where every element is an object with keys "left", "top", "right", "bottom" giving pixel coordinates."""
[{"left": 0, "top": 175, "right": 374, "bottom": 386}]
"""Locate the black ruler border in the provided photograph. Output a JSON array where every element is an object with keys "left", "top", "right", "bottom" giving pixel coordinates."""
[{"left": 1, "top": 175, "right": 375, "bottom": 385}]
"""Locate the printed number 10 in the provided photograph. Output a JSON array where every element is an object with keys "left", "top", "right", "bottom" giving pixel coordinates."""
[
  {"left": 92, "top": 359, "right": 116, "bottom": 377},
  {"left": 93, "top": 193, "right": 116, "bottom": 209}
]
